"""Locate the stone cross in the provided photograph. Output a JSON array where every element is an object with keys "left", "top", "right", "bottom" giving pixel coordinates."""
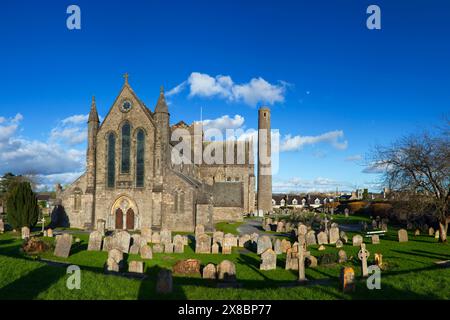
[
  {"left": 40, "top": 217, "right": 45, "bottom": 233},
  {"left": 123, "top": 72, "right": 129, "bottom": 84},
  {"left": 298, "top": 248, "right": 306, "bottom": 282},
  {"left": 358, "top": 243, "right": 370, "bottom": 277},
  {"left": 323, "top": 216, "right": 329, "bottom": 233}
]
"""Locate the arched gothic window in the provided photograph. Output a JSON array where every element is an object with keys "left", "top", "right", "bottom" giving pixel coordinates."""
[
  {"left": 107, "top": 133, "right": 116, "bottom": 188},
  {"left": 73, "top": 189, "right": 82, "bottom": 211},
  {"left": 136, "top": 129, "right": 145, "bottom": 187},
  {"left": 121, "top": 122, "right": 131, "bottom": 173}
]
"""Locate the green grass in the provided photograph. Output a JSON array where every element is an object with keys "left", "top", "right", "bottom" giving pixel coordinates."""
[
  {"left": 214, "top": 221, "right": 244, "bottom": 235},
  {"left": 0, "top": 224, "right": 449, "bottom": 300}
]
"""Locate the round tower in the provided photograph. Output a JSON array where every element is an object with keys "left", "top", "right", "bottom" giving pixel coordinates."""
[{"left": 257, "top": 107, "right": 272, "bottom": 215}]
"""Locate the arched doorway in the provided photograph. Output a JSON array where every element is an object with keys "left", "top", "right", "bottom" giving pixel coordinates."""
[
  {"left": 126, "top": 208, "right": 135, "bottom": 230},
  {"left": 115, "top": 208, "right": 123, "bottom": 230}
]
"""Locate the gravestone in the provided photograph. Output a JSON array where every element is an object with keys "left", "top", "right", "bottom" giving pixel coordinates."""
[
  {"left": 108, "top": 248, "right": 123, "bottom": 265},
  {"left": 298, "top": 224, "right": 308, "bottom": 236},
  {"left": 128, "top": 261, "right": 144, "bottom": 274},
  {"left": 102, "top": 236, "right": 114, "bottom": 251},
  {"left": 344, "top": 208, "right": 349, "bottom": 217},
  {"left": 329, "top": 226, "right": 340, "bottom": 244},
  {"left": 173, "top": 259, "right": 201, "bottom": 275},
  {"left": 381, "top": 222, "right": 388, "bottom": 232},
  {"left": 0, "top": 219, "right": 4, "bottom": 233},
  {"left": 285, "top": 248, "right": 298, "bottom": 270},
  {"left": 224, "top": 233, "right": 237, "bottom": 248},
  {"left": 54, "top": 234, "right": 72, "bottom": 258},
  {"left": 358, "top": 243, "right": 370, "bottom": 277},
  {"left": 213, "top": 231, "right": 224, "bottom": 246},
  {"left": 222, "top": 244, "right": 232, "bottom": 254},
  {"left": 238, "top": 234, "right": 251, "bottom": 248},
  {"left": 129, "top": 243, "right": 140, "bottom": 255},
  {"left": 96, "top": 219, "right": 106, "bottom": 236},
  {"left": 106, "top": 258, "right": 119, "bottom": 272},
  {"left": 257, "top": 235, "right": 272, "bottom": 254},
  {"left": 276, "top": 221, "right": 284, "bottom": 232},
  {"left": 21, "top": 226, "right": 30, "bottom": 239},
  {"left": 195, "top": 233, "right": 211, "bottom": 254},
  {"left": 340, "top": 267, "right": 355, "bottom": 292},
  {"left": 398, "top": 229, "right": 408, "bottom": 242},
  {"left": 114, "top": 230, "right": 131, "bottom": 253},
  {"left": 160, "top": 229, "right": 172, "bottom": 245},
  {"left": 435, "top": 230, "right": 440, "bottom": 239},
  {"left": 264, "top": 223, "right": 272, "bottom": 232},
  {"left": 274, "top": 239, "right": 282, "bottom": 255},
  {"left": 164, "top": 243, "right": 174, "bottom": 253},
  {"left": 317, "top": 231, "right": 328, "bottom": 245},
  {"left": 141, "top": 227, "right": 152, "bottom": 243},
  {"left": 306, "top": 231, "right": 317, "bottom": 246},
  {"left": 371, "top": 235, "right": 380, "bottom": 244},
  {"left": 47, "top": 228, "right": 53, "bottom": 238},
  {"left": 211, "top": 242, "right": 220, "bottom": 254},
  {"left": 87, "top": 231, "right": 103, "bottom": 251},
  {"left": 318, "top": 245, "right": 326, "bottom": 251},
  {"left": 139, "top": 244, "right": 153, "bottom": 259},
  {"left": 152, "top": 243, "right": 163, "bottom": 253},
  {"left": 156, "top": 269, "right": 173, "bottom": 294},
  {"left": 202, "top": 263, "right": 217, "bottom": 279},
  {"left": 352, "top": 235, "right": 363, "bottom": 247},
  {"left": 298, "top": 249, "right": 306, "bottom": 282},
  {"left": 280, "top": 239, "right": 291, "bottom": 253},
  {"left": 338, "top": 249, "right": 347, "bottom": 263},
  {"left": 195, "top": 224, "right": 205, "bottom": 238},
  {"left": 305, "top": 255, "right": 317, "bottom": 268},
  {"left": 173, "top": 236, "right": 184, "bottom": 253},
  {"left": 429, "top": 227, "right": 435, "bottom": 236},
  {"left": 260, "top": 248, "right": 276, "bottom": 270},
  {"left": 173, "top": 234, "right": 183, "bottom": 245},
  {"left": 132, "top": 234, "right": 146, "bottom": 248},
  {"left": 217, "top": 260, "right": 236, "bottom": 282},
  {"left": 151, "top": 232, "right": 161, "bottom": 244},
  {"left": 335, "top": 239, "right": 343, "bottom": 248}
]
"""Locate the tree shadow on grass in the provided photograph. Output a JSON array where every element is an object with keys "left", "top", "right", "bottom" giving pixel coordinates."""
[
  {"left": 391, "top": 249, "right": 450, "bottom": 261},
  {"left": 0, "top": 264, "right": 66, "bottom": 300}
]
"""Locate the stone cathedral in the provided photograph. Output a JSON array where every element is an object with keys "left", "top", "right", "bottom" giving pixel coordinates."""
[{"left": 56, "top": 75, "right": 272, "bottom": 232}]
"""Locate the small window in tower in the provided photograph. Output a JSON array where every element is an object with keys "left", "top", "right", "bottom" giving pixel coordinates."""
[{"left": 264, "top": 112, "right": 267, "bottom": 118}]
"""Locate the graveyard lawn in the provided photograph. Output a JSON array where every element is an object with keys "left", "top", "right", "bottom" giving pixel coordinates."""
[
  {"left": 214, "top": 221, "right": 244, "bottom": 235},
  {"left": 0, "top": 229, "right": 449, "bottom": 300}
]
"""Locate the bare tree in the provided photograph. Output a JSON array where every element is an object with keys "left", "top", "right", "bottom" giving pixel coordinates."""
[{"left": 367, "top": 123, "right": 449, "bottom": 242}]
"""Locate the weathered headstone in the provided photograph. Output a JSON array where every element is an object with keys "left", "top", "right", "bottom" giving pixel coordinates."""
[
  {"left": 280, "top": 239, "right": 291, "bottom": 253},
  {"left": 358, "top": 243, "right": 370, "bottom": 277},
  {"left": 435, "top": 230, "right": 440, "bottom": 239},
  {"left": 152, "top": 243, "right": 163, "bottom": 253},
  {"left": 329, "top": 226, "right": 340, "bottom": 244},
  {"left": 338, "top": 249, "right": 347, "bottom": 263},
  {"left": 140, "top": 245, "right": 153, "bottom": 260},
  {"left": 340, "top": 267, "right": 355, "bottom": 292},
  {"left": 211, "top": 242, "right": 220, "bottom": 254},
  {"left": 102, "top": 236, "right": 114, "bottom": 251},
  {"left": 47, "top": 228, "right": 53, "bottom": 238},
  {"left": 317, "top": 231, "right": 328, "bottom": 245},
  {"left": 217, "top": 260, "right": 236, "bottom": 282},
  {"left": 203, "top": 263, "right": 217, "bottom": 279},
  {"left": 87, "top": 231, "right": 103, "bottom": 251},
  {"left": 335, "top": 239, "right": 343, "bottom": 248},
  {"left": 114, "top": 230, "right": 131, "bottom": 253},
  {"left": 54, "top": 234, "right": 72, "bottom": 258},
  {"left": 223, "top": 233, "right": 237, "bottom": 248},
  {"left": 260, "top": 248, "right": 276, "bottom": 270},
  {"left": 371, "top": 235, "right": 380, "bottom": 244},
  {"left": 131, "top": 234, "right": 146, "bottom": 248},
  {"left": 173, "top": 259, "right": 201, "bottom": 275},
  {"left": 276, "top": 221, "right": 284, "bottom": 232},
  {"left": 96, "top": 219, "right": 106, "bottom": 236},
  {"left": 274, "top": 239, "right": 282, "bottom": 255},
  {"left": 306, "top": 230, "right": 317, "bottom": 246},
  {"left": 305, "top": 255, "right": 317, "bottom": 268},
  {"left": 257, "top": 235, "right": 272, "bottom": 254},
  {"left": 213, "top": 231, "right": 224, "bottom": 246},
  {"left": 238, "top": 234, "right": 251, "bottom": 248},
  {"left": 352, "top": 235, "right": 363, "bottom": 247},
  {"left": 128, "top": 261, "right": 144, "bottom": 274},
  {"left": 398, "top": 229, "right": 408, "bottom": 243},
  {"left": 195, "top": 233, "right": 211, "bottom": 254},
  {"left": 195, "top": 224, "right": 205, "bottom": 238},
  {"left": 222, "top": 244, "right": 232, "bottom": 254},
  {"left": 106, "top": 258, "right": 119, "bottom": 272},
  {"left": 164, "top": 243, "right": 174, "bottom": 254},
  {"left": 318, "top": 245, "right": 326, "bottom": 251},
  {"left": 0, "top": 219, "right": 4, "bottom": 233},
  {"left": 129, "top": 243, "right": 140, "bottom": 255},
  {"left": 21, "top": 226, "right": 30, "bottom": 239},
  {"left": 429, "top": 227, "right": 435, "bottom": 236},
  {"left": 108, "top": 248, "right": 123, "bottom": 265},
  {"left": 160, "top": 229, "right": 172, "bottom": 245},
  {"left": 156, "top": 269, "right": 173, "bottom": 294},
  {"left": 298, "top": 224, "right": 308, "bottom": 236},
  {"left": 173, "top": 236, "right": 185, "bottom": 253},
  {"left": 151, "top": 232, "right": 161, "bottom": 244}
]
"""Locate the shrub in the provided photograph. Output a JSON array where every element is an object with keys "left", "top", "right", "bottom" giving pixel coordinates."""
[{"left": 6, "top": 182, "right": 40, "bottom": 229}]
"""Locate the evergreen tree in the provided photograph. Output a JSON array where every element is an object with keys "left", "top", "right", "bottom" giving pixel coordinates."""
[{"left": 6, "top": 182, "right": 39, "bottom": 229}]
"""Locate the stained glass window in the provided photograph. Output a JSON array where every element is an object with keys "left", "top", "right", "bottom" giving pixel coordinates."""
[
  {"left": 136, "top": 129, "right": 145, "bottom": 187},
  {"left": 121, "top": 122, "right": 131, "bottom": 173},
  {"left": 107, "top": 133, "right": 116, "bottom": 188}
]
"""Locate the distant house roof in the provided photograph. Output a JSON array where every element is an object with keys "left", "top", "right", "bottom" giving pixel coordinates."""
[{"left": 36, "top": 193, "right": 54, "bottom": 201}]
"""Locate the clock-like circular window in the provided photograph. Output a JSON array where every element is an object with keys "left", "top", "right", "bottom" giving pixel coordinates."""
[{"left": 121, "top": 100, "right": 133, "bottom": 112}]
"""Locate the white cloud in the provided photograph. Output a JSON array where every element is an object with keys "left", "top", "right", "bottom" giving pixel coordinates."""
[
  {"left": 0, "top": 113, "right": 86, "bottom": 189},
  {"left": 280, "top": 130, "right": 348, "bottom": 152},
  {"left": 50, "top": 114, "right": 89, "bottom": 146},
  {"left": 167, "top": 72, "right": 287, "bottom": 106},
  {"left": 345, "top": 154, "right": 362, "bottom": 162},
  {"left": 201, "top": 114, "right": 245, "bottom": 132},
  {"left": 363, "top": 161, "right": 389, "bottom": 174},
  {"left": 61, "top": 114, "right": 88, "bottom": 125},
  {"left": 272, "top": 176, "right": 354, "bottom": 193}
]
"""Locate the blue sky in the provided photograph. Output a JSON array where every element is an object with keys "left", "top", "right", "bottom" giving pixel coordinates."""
[{"left": 1, "top": 0, "right": 449, "bottom": 192}]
